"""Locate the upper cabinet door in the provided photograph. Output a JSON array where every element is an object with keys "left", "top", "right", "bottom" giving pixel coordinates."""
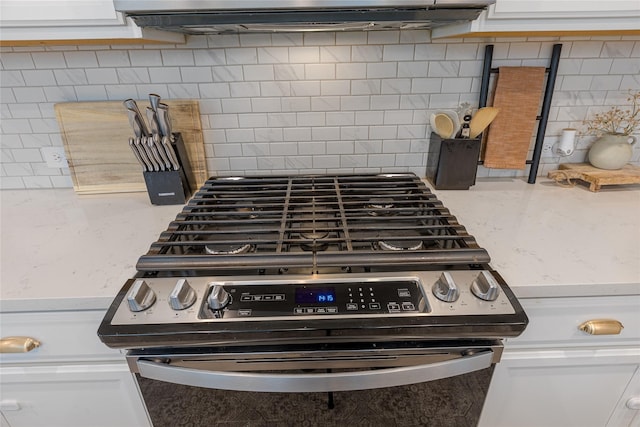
[
  {"left": 1, "top": 0, "right": 122, "bottom": 27},
  {"left": 0, "top": 0, "right": 184, "bottom": 44},
  {"left": 432, "top": 0, "right": 640, "bottom": 38},
  {"left": 489, "top": 0, "right": 640, "bottom": 19}
]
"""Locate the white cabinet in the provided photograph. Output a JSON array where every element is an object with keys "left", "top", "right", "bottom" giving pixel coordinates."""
[
  {"left": 0, "top": 363, "right": 150, "bottom": 427},
  {"left": 433, "top": 0, "right": 640, "bottom": 38},
  {"left": 0, "top": 309, "right": 151, "bottom": 427},
  {"left": 479, "top": 295, "right": 640, "bottom": 427},
  {"left": 0, "top": 0, "right": 183, "bottom": 44}
]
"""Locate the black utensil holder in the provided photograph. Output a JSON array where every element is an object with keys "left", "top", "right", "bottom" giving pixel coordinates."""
[
  {"left": 426, "top": 132, "right": 481, "bottom": 190},
  {"left": 143, "top": 133, "right": 193, "bottom": 205}
]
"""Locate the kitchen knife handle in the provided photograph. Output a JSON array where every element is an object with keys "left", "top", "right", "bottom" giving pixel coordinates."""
[
  {"left": 149, "top": 94, "right": 161, "bottom": 112},
  {"left": 157, "top": 103, "right": 173, "bottom": 140},
  {"left": 124, "top": 99, "right": 150, "bottom": 137},
  {"left": 162, "top": 136, "right": 180, "bottom": 171},
  {"left": 153, "top": 134, "right": 172, "bottom": 170},
  {"left": 146, "top": 136, "right": 166, "bottom": 171},
  {"left": 146, "top": 107, "right": 160, "bottom": 136},
  {"left": 134, "top": 137, "right": 154, "bottom": 171},
  {"left": 128, "top": 137, "right": 147, "bottom": 171}
]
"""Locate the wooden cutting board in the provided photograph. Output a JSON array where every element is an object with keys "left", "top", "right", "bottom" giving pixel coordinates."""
[{"left": 54, "top": 100, "right": 206, "bottom": 194}]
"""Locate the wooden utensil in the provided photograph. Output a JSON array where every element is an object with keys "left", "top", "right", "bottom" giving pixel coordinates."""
[{"left": 469, "top": 107, "right": 500, "bottom": 139}]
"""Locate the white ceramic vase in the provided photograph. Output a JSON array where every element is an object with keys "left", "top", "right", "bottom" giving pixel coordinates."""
[{"left": 587, "top": 133, "right": 636, "bottom": 170}]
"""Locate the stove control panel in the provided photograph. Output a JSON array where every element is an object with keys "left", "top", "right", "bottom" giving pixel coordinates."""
[
  {"left": 110, "top": 271, "right": 516, "bottom": 325},
  {"left": 202, "top": 280, "right": 425, "bottom": 319}
]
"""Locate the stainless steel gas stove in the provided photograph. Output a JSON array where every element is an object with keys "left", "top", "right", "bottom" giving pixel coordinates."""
[{"left": 98, "top": 173, "right": 527, "bottom": 425}]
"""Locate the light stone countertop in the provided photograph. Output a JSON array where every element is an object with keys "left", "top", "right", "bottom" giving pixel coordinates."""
[
  {"left": 1, "top": 178, "right": 639, "bottom": 313},
  {"left": 431, "top": 177, "right": 640, "bottom": 298}
]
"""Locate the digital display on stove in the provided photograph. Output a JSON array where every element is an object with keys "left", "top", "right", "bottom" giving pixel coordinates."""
[{"left": 295, "top": 287, "right": 336, "bottom": 304}]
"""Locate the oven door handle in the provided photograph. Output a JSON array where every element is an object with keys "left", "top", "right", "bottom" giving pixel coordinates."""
[{"left": 136, "top": 350, "right": 494, "bottom": 393}]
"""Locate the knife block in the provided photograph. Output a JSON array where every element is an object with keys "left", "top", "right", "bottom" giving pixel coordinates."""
[
  {"left": 143, "top": 133, "right": 194, "bottom": 205},
  {"left": 426, "top": 132, "right": 481, "bottom": 190}
]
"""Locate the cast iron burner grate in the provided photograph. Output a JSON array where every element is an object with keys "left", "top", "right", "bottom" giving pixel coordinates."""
[{"left": 136, "top": 173, "right": 489, "bottom": 272}]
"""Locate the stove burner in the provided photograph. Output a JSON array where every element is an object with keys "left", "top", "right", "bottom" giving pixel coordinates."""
[
  {"left": 377, "top": 239, "right": 424, "bottom": 251},
  {"left": 205, "top": 242, "right": 253, "bottom": 255},
  {"left": 367, "top": 197, "right": 395, "bottom": 216},
  {"left": 233, "top": 201, "right": 257, "bottom": 218},
  {"left": 376, "top": 229, "right": 424, "bottom": 251}
]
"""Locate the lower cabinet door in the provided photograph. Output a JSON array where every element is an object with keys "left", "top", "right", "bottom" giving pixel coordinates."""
[
  {"left": 0, "top": 363, "right": 151, "bottom": 427},
  {"left": 479, "top": 349, "right": 640, "bottom": 427}
]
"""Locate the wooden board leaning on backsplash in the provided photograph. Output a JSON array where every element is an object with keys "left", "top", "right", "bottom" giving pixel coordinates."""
[{"left": 54, "top": 100, "right": 206, "bottom": 194}]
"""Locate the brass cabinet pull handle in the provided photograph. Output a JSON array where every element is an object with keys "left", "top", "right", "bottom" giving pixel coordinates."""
[
  {"left": 0, "top": 336, "right": 41, "bottom": 353},
  {"left": 578, "top": 319, "right": 624, "bottom": 335}
]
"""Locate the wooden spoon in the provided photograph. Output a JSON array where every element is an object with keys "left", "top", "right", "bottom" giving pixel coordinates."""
[{"left": 469, "top": 107, "right": 500, "bottom": 138}]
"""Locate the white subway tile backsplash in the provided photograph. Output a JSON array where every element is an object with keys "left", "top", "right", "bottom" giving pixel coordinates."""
[
  {"left": 336, "top": 63, "right": 366, "bottom": 79},
  {"left": 43, "top": 86, "right": 76, "bottom": 102},
  {"left": 32, "top": 52, "right": 67, "bottom": 69},
  {"left": 351, "top": 79, "right": 380, "bottom": 95},
  {"left": 321, "top": 80, "right": 350, "bottom": 96},
  {"left": 252, "top": 97, "right": 282, "bottom": 112},
  {"left": 268, "top": 113, "right": 297, "bottom": 127},
  {"left": 326, "top": 111, "right": 355, "bottom": 126},
  {"left": 85, "top": 68, "right": 118, "bottom": 84},
  {"left": 238, "top": 113, "right": 269, "bottom": 128},
  {"left": 258, "top": 47, "right": 289, "bottom": 64},
  {"left": 580, "top": 58, "right": 613, "bottom": 75},
  {"left": 230, "top": 81, "right": 260, "bottom": 97},
  {"left": 2, "top": 35, "right": 639, "bottom": 184},
  {"left": 252, "top": 128, "right": 284, "bottom": 143},
  {"left": 1, "top": 118, "right": 32, "bottom": 134},
  {"left": 428, "top": 61, "right": 460, "bottom": 78},
  {"left": 303, "top": 33, "right": 335, "bottom": 46},
  {"left": 355, "top": 140, "right": 382, "bottom": 153},
  {"left": 96, "top": 51, "right": 130, "bottom": 67},
  {"left": 414, "top": 44, "right": 446, "bottom": 61},
  {"left": 8, "top": 103, "right": 41, "bottom": 119},
  {"left": 291, "top": 81, "right": 321, "bottom": 96},
  {"left": 355, "top": 110, "right": 383, "bottom": 125},
  {"left": 1, "top": 53, "right": 35, "bottom": 70},
  {"left": 397, "top": 61, "right": 428, "bottom": 78},
  {"left": 281, "top": 97, "right": 311, "bottom": 112},
  {"left": 320, "top": 46, "right": 351, "bottom": 63},
  {"left": 1, "top": 71, "right": 25, "bottom": 87},
  {"left": 22, "top": 176, "right": 52, "bottom": 188},
  {"left": 244, "top": 65, "right": 275, "bottom": 81},
  {"left": 118, "top": 68, "right": 151, "bottom": 84},
  {"left": 272, "top": 33, "right": 303, "bottom": 47},
  {"left": 64, "top": 51, "right": 98, "bottom": 68},
  {"left": 610, "top": 58, "right": 640, "bottom": 74},
  {"left": 181, "top": 67, "right": 213, "bottom": 83},
  {"left": 12, "top": 87, "right": 47, "bottom": 103},
  {"left": 312, "top": 127, "right": 340, "bottom": 141},
  {"left": 446, "top": 43, "right": 479, "bottom": 60},
  {"left": 311, "top": 96, "right": 341, "bottom": 111}
]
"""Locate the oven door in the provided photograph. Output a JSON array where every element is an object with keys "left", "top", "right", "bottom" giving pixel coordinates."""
[{"left": 128, "top": 340, "right": 502, "bottom": 426}]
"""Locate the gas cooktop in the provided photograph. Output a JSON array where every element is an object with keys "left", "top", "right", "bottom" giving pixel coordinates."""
[
  {"left": 98, "top": 173, "right": 528, "bottom": 349},
  {"left": 136, "top": 173, "right": 490, "bottom": 275}
]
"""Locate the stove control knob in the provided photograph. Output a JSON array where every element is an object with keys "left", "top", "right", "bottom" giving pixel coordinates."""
[
  {"left": 169, "top": 279, "right": 197, "bottom": 310},
  {"left": 432, "top": 272, "right": 459, "bottom": 303},
  {"left": 127, "top": 279, "right": 156, "bottom": 312},
  {"left": 471, "top": 271, "right": 500, "bottom": 301},
  {"left": 207, "top": 284, "right": 230, "bottom": 310}
]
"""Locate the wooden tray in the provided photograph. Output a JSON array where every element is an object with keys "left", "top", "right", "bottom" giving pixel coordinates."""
[
  {"left": 55, "top": 100, "right": 206, "bottom": 195},
  {"left": 548, "top": 163, "right": 640, "bottom": 192}
]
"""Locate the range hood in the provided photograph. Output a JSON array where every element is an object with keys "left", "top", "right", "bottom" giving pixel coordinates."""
[{"left": 114, "top": 1, "right": 495, "bottom": 34}]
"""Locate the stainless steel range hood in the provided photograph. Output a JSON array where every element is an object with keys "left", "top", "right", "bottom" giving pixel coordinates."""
[{"left": 114, "top": 1, "right": 495, "bottom": 34}]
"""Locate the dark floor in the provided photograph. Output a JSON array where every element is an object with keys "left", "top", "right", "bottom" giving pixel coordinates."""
[{"left": 138, "top": 367, "right": 492, "bottom": 427}]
